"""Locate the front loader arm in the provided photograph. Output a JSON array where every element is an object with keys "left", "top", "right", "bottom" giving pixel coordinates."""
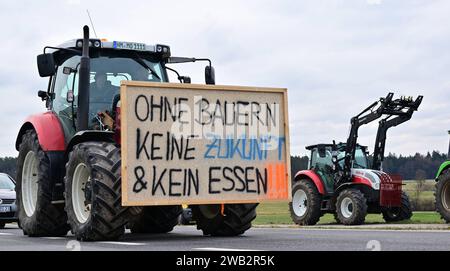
[
  {"left": 340, "top": 93, "right": 394, "bottom": 182},
  {"left": 372, "top": 95, "right": 423, "bottom": 170}
]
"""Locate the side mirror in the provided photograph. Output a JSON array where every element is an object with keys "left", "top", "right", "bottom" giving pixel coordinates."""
[
  {"left": 179, "top": 76, "right": 191, "bottom": 84},
  {"left": 205, "top": 65, "right": 215, "bottom": 85},
  {"left": 37, "top": 53, "right": 56, "bottom": 77},
  {"left": 38, "top": 90, "right": 49, "bottom": 101}
]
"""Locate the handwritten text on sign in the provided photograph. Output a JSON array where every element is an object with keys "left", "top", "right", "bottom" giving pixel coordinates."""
[{"left": 121, "top": 82, "right": 290, "bottom": 206}]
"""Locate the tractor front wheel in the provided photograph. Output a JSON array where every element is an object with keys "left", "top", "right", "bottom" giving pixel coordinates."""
[
  {"left": 335, "top": 189, "right": 367, "bottom": 225},
  {"left": 192, "top": 204, "right": 257, "bottom": 236},
  {"left": 436, "top": 169, "right": 450, "bottom": 223},
  {"left": 382, "top": 191, "right": 413, "bottom": 222},
  {"left": 289, "top": 179, "right": 322, "bottom": 225},
  {"left": 64, "top": 142, "right": 130, "bottom": 241}
]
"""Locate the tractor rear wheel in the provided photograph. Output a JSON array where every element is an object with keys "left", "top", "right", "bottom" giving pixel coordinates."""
[
  {"left": 335, "top": 189, "right": 367, "bottom": 225},
  {"left": 289, "top": 179, "right": 322, "bottom": 225},
  {"left": 64, "top": 142, "right": 130, "bottom": 241},
  {"left": 129, "top": 205, "right": 182, "bottom": 233},
  {"left": 192, "top": 204, "right": 257, "bottom": 236},
  {"left": 16, "top": 130, "right": 69, "bottom": 237},
  {"left": 436, "top": 169, "right": 450, "bottom": 223},
  {"left": 382, "top": 191, "right": 413, "bottom": 222}
]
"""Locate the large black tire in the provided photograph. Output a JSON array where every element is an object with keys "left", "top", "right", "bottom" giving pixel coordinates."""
[
  {"left": 333, "top": 212, "right": 340, "bottom": 224},
  {"left": 382, "top": 191, "right": 413, "bottom": 222},
  {"left": 64, "top": 142, "right": 130, "bottom": 241},
  {"left": 16, "top": 130, "right": 69, "bottom": 237},
  {"left": 335, "top": 189, "right": 367, "bottom": 225},
  {"left": 436, "top": 169, "right": 450, "bottom": 223},
  {"left": 0, "top": 222, "right": 5, "bottom": 229},
  {"left": 129, "top": 205, "right": 182, "bottom": 233},
  {"left": 289, "top": 179, "right": 322, "bottom": 225},
  {"left": 192, "top": 204, "right": 257, "bottom": 236}
]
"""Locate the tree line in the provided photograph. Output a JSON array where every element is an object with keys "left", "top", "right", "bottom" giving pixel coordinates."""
[{"left": 1, "top": 151, "right": 447, "bottom": 181}]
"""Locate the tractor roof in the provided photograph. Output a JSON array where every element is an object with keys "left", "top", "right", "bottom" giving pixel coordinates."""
[
  {"left": 306, "top": 143, "right": 367, "bottom": 151},
  {"left": 49, "top": 38, "right": 171, "bottom": 57}
]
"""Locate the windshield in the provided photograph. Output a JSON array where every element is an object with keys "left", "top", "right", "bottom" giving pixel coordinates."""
[
  {"left": 335, "top": 147, "right": 368, "bottom": 169},
  {"left": 352, "top": 148, "right": 368, "bottom": 168},
  {"left": 88, "top": 53, "right": 165, "bottom": 123},
  {"left": 52, "top": 50, "right": 166, "bottom": 131},
  {"left": 0, "top": 175, "right": 14, "bottom": 190}
]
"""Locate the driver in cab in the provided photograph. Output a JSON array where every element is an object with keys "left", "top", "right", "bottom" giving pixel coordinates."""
[{"left": 89, "top": 71, "right": 118, "bottom": 130}]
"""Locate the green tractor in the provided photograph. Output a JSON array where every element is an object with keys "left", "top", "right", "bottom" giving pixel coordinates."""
[{"left": 435, "top": 131, "right": 450, "bottom": 223}]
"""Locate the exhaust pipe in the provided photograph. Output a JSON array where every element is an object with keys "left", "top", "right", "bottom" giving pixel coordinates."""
[{"left": 77, "top": 25, "right": 91, "bottom": 131}]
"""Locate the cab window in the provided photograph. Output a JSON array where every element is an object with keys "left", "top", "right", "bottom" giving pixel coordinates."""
[{"left": 52, "top": 55, "right": 81, "bottom": 137}]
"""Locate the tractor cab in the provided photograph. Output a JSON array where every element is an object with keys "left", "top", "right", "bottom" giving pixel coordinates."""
[
  {"left": 307, "top": 143, "right": 369, "bottom": 192},
  {"left": 36, "top": 35, "right": 215, "bottom": 144}
]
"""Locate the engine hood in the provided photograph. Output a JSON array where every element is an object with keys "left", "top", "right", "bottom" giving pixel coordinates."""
[{"left": 351, "top": 168, "right": 388, "bottom": 190}]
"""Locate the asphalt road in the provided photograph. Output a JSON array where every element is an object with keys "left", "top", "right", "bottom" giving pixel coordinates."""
[{"left": 0, "top": 224, "right": 449, "bottom": 251}]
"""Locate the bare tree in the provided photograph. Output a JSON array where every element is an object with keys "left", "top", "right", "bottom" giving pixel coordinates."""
[{"left": 413, "top": 169, "right": 427, "bottom": 209}]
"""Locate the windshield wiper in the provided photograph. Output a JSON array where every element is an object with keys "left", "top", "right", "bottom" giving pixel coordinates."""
[{"left": 132, "top": 53, "right": 161, "bottom": 80}]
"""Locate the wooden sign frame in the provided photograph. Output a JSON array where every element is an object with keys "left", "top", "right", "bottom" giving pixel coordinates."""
[{"left": 120, "top": 81, "right": 291, "bottom": 206}]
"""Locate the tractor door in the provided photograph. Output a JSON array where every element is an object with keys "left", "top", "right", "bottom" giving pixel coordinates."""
[
  {"left": 51, "top": 55, "right": 81, "bottom": 141},
  {"left": 310, "top": 146, "right": 335, "bottom": 193}
]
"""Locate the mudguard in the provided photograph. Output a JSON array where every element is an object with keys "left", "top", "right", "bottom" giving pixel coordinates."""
[
  {"left": 15, "top": 112, "right": 65, "bottom": 151},
  {"left": 294, "top": 170, "right": 326, "bottom": 194},
  {"left": 436, "top": 161, "right": 450, "bottom": 179},
  {"left": 65, "top": 130, "right": 115, "bottom": 154}
]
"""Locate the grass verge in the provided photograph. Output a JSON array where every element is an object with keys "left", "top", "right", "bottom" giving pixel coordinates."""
[{"left": 254, "top": 201, "right": 444, "bottom": 225}]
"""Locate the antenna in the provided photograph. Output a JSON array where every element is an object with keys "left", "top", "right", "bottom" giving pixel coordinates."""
[{"left": 86, "top": 9, "right": 98, "bottom": 38}]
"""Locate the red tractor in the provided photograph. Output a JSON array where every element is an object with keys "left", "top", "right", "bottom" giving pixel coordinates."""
[
  {"left": 15, "top": 26, "right": 257, "bottom": 240},
  {"left": 289, "top": 93, "right": 423, "bottom": 225}
]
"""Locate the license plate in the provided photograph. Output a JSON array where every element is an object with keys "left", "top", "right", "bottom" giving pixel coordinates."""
[
  {"left": 0, "top": 206, "right": 10, "bottom": 213},
  {"left": 113, "top": 41, "right": 146, "bottom": 51}
]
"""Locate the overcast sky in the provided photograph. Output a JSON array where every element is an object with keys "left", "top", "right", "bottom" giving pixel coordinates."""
[{"left": 0, "top": 0, "right": 449, "bottom": 157}]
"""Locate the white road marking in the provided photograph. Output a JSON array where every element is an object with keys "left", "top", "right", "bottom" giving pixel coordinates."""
[
  {"left": 99, "top": 241, "right": 146, "bottom": 246},
  {"left": 0, "top": 232, "right": 14, "bottom": 236},
  {"left": 41, "top": 237, "right": 67, "bottom": 240},
  {"left": 193, "top": 247, "right": 263, "bottom": 251}
]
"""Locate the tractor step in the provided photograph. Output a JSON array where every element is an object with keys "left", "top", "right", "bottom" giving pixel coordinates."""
[{"left": 321, "top": 199, "right": 332, "bottom": 211}]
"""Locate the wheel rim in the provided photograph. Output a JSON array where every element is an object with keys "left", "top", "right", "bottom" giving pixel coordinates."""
[
  {"left": 292, "top": 189, "right": 308, "bottom": 217},
  {"left": 442, "top": 181, "right": 450, "bottom": 211},
  {"left": 340, "top": 197, "right": 354, "bottom": 218},
  {"left": 22, "top": 151, "right": 39, "bottom": 217},
  {"left": 199, "top": 205, "right": 220, "bottom": 219},
  {"left": 72, "top": 163, "right": 91, "bottom": 224}
]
